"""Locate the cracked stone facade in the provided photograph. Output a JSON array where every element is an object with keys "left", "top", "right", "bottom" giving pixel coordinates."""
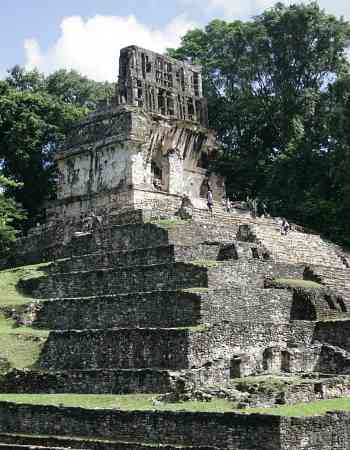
[
  {"left": 118, "top": 45, "right": 208, "bottom": 126},
  {"left": 48, "top": 46, "right": 224, "bottom": 221}
]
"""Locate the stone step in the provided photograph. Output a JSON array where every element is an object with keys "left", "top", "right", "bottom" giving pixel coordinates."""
[
  {"left": 0, "top": 401, "right": 282, "bottom": 449},
  {"left": 239, "top": 224, "right": 345, "bottom": 268},
  {"left": 24, "top": 287, "right": 294, "bottom": 331},
  {"left": 70, "top": 221, "right": 237, "bottom": 257},
  {"left": 305, "top": 265, "right": 350, "bottom": 306},
  {"left": 0, "top": 369, "right": 174, "bottom": 394},
  {"left": 32, "top": 260, "right": 305, "bottom": 300},
  {"left": 33, "top": 263, "right": 209, "bottom": 298},
  {"left": 0, "top": 400, "right": 342, "bottom": 450},
  {"left": 52, "top": 243, "right": 226, "bottom": 274},
  {"left": 0, "top": 433, "right": 217, "bottom": 450},
  {"left": 0, "top": 365, "right": 227, "bottom": 395},
  {"left": 37, "top": 321, "right": 316, "bottom": 373},
  {"left": 24, "top": 291, "right": 202, "bottom": 329},
  {"left": 38, "top": 328, "right": 195, "bottom": 371}
]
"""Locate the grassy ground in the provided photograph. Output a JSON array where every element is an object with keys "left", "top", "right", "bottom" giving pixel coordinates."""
[
  {"left": 0, "top": 263, "right": 49, "bottom": 306},
  {"left": 0, "top": 263, "right": 50, "bottom": 370},
  {"left": 245, "top": 397, "right": 350, "bottom": 416},
  {"left": 0, "top": 394, "right": 349, "bottom": 416},
  {"left": 0, "top": 394, "right": 236, "bottom": 412},
  {"left": 0, "top": 314, "right": 48, "bottom": 370},
  {"left": 231, "top": 374, "right": 302, "bottom": 393}
]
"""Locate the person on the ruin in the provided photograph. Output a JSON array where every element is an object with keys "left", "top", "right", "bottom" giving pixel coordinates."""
[
  {"left": 207, "top": 188, "right": 214, "bottom": 216},
  {"left": 281, "top": 218, "right": 290, "bottom": 235},
  {"left": 226, "top": 197, "right": 231, "bottom": 213},
  {"left": 221, "top": 196, "right": 226, "bottom": 209}
]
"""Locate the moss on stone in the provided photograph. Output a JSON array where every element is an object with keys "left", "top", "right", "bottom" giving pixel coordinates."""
[
  {"left": 181, "top": 287, "right": 209, "bottom": 294},
  {"left": 191, "top": 259, "right": 219, "bottom": 268},
  {"left": 0, "top": 263, "right": 50, "bottom": 306}
]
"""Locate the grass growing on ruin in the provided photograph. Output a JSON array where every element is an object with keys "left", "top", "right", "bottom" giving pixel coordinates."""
[
  {"left": 245, "top": 397, "right": 350, "bottom": 416},
  {"left": 181, "top": 287, "right": 209, "bottom": 294},
  {"left": 2, "top": 394, "right": 350, "bottom": 416},
  {"left": 231, "top": 375, "right": 302, "bottom": 393},
  {"left": 272, "top": 278, "right": 323, "bottom": 289},
  {"left": 0, "top": 263, "right": 50, "bottom": 306},
  {"left": 0, "top": 314, "right": 48, "bottom": 370},
  {"left": 0, "top": 263, "right": 50, "bottom": 370},
  {"left": 0, "top": 394, "right": 236, "bottom": 412}
]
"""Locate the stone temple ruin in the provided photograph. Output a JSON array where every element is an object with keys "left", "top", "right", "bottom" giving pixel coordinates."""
[
  {"left": 0, "top": 46, "right": 349, "bottom": 449},
  {"left": 48, "top": 45, "right": 223, "bottom": 222}
]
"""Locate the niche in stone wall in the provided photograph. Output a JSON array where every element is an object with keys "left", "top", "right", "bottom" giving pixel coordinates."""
[{"left": 151, "top": 147, "right": 169, "bottom": 192}]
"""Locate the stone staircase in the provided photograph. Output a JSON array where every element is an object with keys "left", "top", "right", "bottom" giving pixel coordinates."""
[
  {"left": 238, "top": 221, "right": 346, "bottom": 268},
  {"left": 0, "top": 433, "right": 217, "bottom": 450},
  {"left": 0, "top": 212, "right": 350, "bottom": 449}
]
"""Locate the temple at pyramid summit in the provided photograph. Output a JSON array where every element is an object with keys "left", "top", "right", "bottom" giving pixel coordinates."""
[{"left": 47, "top": 45, "right": 225, "bottom": 222}]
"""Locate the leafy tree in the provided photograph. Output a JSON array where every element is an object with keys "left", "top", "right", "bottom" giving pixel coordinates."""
[
  {"left": 0, "top": 68, "right": 116, "bottom": 228},
  {"left": 169, "top": 2, "right": 350, "bottom": 245},
  {"left": 0, "top": 175, "right": 26, "bottom": 250}
]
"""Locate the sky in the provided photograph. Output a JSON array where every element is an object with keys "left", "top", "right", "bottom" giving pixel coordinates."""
[{"left": 1, "top": 0, "right": 350, "bottom": 82}]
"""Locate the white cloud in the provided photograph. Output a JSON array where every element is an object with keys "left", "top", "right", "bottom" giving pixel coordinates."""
[{"left": 24, "top": 14, "right": 196, "bottom": 82}]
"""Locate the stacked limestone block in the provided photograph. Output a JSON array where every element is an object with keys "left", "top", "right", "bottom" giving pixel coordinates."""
[{"left": 1, "top": 211, "right": 350, "bottom": 395}]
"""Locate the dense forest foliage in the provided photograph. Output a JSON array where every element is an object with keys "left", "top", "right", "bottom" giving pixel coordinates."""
[
  {"left": 169, "top": 2, "right": 350, "bottom": 246},
  {"left": 0, "top": 67, "right": 114, "bottom": 236},
  {"left": 0, "top": 2, "right": 349, "bottom": 247}
]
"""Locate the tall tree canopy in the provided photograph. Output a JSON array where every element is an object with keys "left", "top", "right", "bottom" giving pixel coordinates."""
[
  {"left": 169, "top": 2, "right": 350, "bottom": 245},
  {"left": 0, "top": 68, "right": 115, "bottom": 229}
]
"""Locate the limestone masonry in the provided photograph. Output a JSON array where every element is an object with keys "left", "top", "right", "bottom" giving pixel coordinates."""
[
  {"left": 48, "top": 45, "right": 224, "bottom": 221},
  {"left": 0, "top": 46, "right": 350, "bottom": 449}
]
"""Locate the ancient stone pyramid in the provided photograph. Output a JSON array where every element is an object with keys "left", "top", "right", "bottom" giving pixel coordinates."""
[{"left": 0, "top": 46, "right": 349, "bottom": 449}]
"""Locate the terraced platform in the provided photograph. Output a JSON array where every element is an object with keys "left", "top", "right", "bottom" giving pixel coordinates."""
[{"left": 0, "top": 207, "right": 349, "bottom": 449}]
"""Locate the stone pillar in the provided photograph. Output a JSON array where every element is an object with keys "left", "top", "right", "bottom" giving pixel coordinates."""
[{"left": 167, "top": 150, "right": 183, "bottom": 195}]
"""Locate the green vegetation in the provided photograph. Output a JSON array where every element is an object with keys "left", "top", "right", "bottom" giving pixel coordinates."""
[
  {"left": 246, "top": 397, "right": 350, "bottom": 416},
  {"left": 0, "top": 67, "right": 115, "bottom": 229},
  {"left": 1, "top": 394, "right": 350, "bottom": 416},
  {"left": 0, "top": 175, "right": 26, "bottom": 250},
  {"left": 181, "top": 287, "right": 209, "bottom": 294},
  {"left": 272, "top": 278, "right": 323, "bottom": 289},
  {"left": 0, "top": 314, "right": 48, "bottom": 370},
  {"left": 0, "top": 263, "right": 49, "bottom": 370},
  {"left": 0, "top": 394, "right": 235, "bottom": 412},
  {"left": 0, "top": 263, "right": 49, "bottom": 306},
  {"left": 231, "top": 375, "right": 301, "bottom": 394},
  {"left": 169, "top": 2, "right": 350, "bottom": 246}
]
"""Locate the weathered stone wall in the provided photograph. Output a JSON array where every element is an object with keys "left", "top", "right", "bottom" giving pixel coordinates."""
[
  {"left": 314, "top": 320, "right": 350, "bottom": 352},
  {"left": 26, "top": 291, "right": 202, "bottom": 329},
  {"left": 0, "top": 369, "right": 173, "bottom": 394},
  {"left": 280, "top": 413, "right": 350, "bottom": 449},
  {"left": 33, "top": 263, "right": 209, "bottom": 299},
  {"left": 0, "top": 402, "right": 349, "bottom": 449},
  {"left": 38, "top": 329, "right": 191, "bottom": 370},
  {"left": 118, "top": 46, "right": 207, "bottom": 126},
  {"left": 0, "top": 402, "right": 282, "bottom": 450},
  {"left": 24, "top": 287, "right": 293, "bottom": 331},
  {"left": 37, "top": 322, "right": 319, "bottom": 374}
]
